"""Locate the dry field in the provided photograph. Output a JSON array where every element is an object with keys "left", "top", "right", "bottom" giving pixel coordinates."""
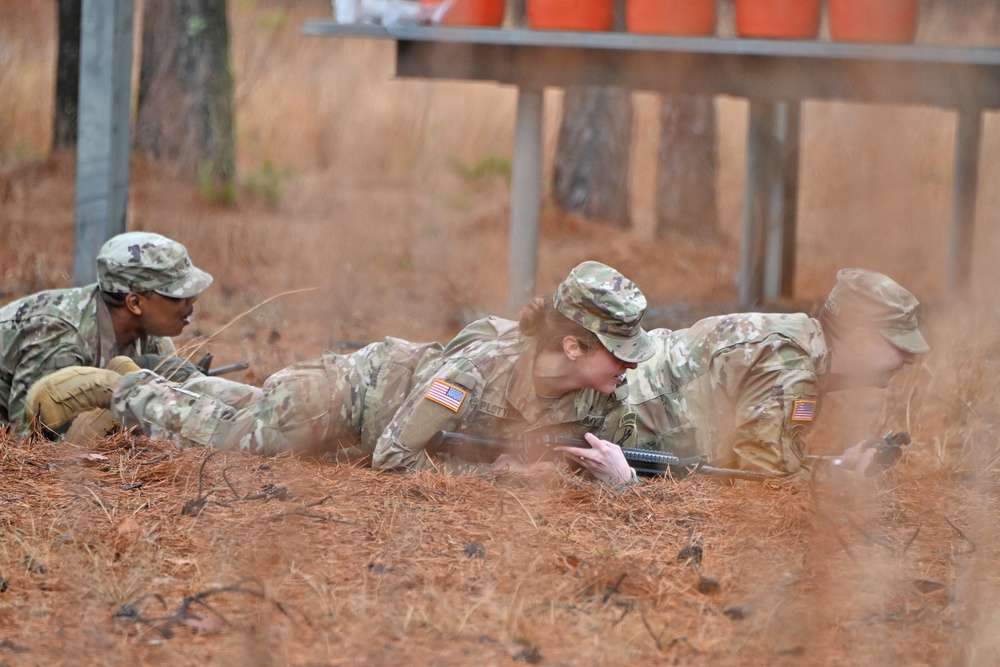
[{"left": 3, "top": 1, "right": 1000, "bottom": 664}]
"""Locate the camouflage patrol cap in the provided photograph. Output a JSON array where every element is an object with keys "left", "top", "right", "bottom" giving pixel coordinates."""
[
  {"left": 553, "top": 261, "right": 655, "bottom": 363},
  {"left": 824, "top": 268, "right": 929, "bottom": 354},
  {"left": 96, "top": 232, "right": 213, "bottom": 299}
]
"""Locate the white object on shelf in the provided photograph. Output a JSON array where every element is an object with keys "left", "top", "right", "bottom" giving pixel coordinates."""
[{"left": 333, "top": 0, "right": 359, "bottom": 24}]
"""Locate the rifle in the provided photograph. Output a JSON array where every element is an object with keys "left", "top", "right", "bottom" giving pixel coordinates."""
[
  {"left": 869, "top": 430, "right": 911, "bottom": 468},
  {"left": 425, "top": 430, "right": 773, "bottom": 482},
  {"left": 195, "top": 352, "right": 250, "bottom": 377},
  {"left": 807, "top": 430, "right": 910, "bottom": 475}
]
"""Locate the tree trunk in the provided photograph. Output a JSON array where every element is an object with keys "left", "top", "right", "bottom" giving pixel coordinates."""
[
  {"left": 552, "top": 87, "right": 633, "bottom": 227},
  {"left": 655, "top": 96, "right": 721, "bottom": 242},
  {"left": 54, "top": 0, "right": 82, "bottom": 151},
  {"left": 134, "top": 0, "right": 235, "bottom": 202},
  {"left": 550, "top": 0, "right": 631, "bottom": 227}
]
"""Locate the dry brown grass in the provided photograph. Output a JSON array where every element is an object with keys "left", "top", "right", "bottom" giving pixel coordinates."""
[
  {"left": 3, "top": 0, "right": 1000, "bottom": 664},
  {"left": 2, "top": 424, "right": 997, "bottom": 666}
]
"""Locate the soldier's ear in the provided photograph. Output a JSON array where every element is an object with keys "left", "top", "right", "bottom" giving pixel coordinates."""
[
  {"left": 562, "top": 336, "right": 581, "bottom": 361},
  {"left": 125, "top": 293, "right": 144, "bottom": 316}
]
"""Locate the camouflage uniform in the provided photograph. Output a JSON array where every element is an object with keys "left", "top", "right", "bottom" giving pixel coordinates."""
[
  {"left": 0, "top": 286, "right": 177, "bottom": 432},
  {"left": 606, "top": 313, "right": 828, "bottom": 476},
  {"left": 0, "top": 231, "right": 211, "bottom": 434},
  {"left": 604, "top": 268, "right": 929, "bottom": 477},
  {"left": 111, "top": 338, "right": 443, "bottom": 456},
  {"left": 370, "top": 317, "right": 632, "bottom": 472},
  {"left": 371, "top": 261, "right": 654, "bottom": 472},
  {"left": 109, "top": 261, "right": 654, "bottom": 473}
]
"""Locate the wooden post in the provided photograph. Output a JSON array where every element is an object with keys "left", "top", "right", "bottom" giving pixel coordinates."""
[{"left": 73, "top": 0, "right": 135, "bottom": 285}]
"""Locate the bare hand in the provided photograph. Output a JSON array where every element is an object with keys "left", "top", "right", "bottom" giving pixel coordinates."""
[
  {"left": 555, "top": 433, "right": 633, "bottom": 484},
  {"left": 836, "top": 440, "right": 881, "bottom": 476}
]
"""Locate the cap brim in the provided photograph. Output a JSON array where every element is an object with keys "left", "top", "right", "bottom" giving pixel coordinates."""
[
  {"left": 881, "top": 328, "right": 929, "bottom": 355},
  {"left": 153, "top": 267, "right": 214, "bottom": 299},
  {"left": 597, "top": 328, "right": 656, "bottom": 364}
]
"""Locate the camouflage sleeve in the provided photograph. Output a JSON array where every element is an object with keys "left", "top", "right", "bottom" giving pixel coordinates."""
[
  {"left": 371, "top": 358, "right": 485, "bottom": 472},
  {"left": 8, "top": 320, "right": 88, "bottom": 432},
  {"left": 727, "top": 351, "right": 819, "bottom": 476}
]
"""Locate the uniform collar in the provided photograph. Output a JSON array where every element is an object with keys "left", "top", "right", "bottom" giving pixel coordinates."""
[{"left": 95, "top": 290, "right": 117, "bottom": 367}]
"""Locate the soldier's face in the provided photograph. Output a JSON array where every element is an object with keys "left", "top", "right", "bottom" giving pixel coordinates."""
[
  {"left": 136, "top": 292, "right": 198, "bottom": 337},
  {"left": 854, "top": 327, "right": 917, "bottom": 387},
  {"left": 579, "top": 344, "right": 638, "bottom": 394}
]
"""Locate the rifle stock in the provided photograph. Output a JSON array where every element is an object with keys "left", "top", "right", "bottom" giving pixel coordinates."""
[{"left": 426, "top": 430, "right": 771, "bottom": 481}]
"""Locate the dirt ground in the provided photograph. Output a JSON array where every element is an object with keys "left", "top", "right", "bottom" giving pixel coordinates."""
[{"left": 3, "top": 1, "right": 1000, "bottom": 665}]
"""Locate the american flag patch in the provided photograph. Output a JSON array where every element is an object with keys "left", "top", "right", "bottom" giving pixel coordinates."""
[
  {"left": 424, "top": 379, "right": 467, "bottom": 412},
  {"left": 791, "top": 399, "right": 816, "bottom": 422}
]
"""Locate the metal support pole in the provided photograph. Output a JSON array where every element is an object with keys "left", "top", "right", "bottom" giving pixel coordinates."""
[
  {"left": 773, "top": 101, "right": 800, "bottom": 300},
  {"left": 506, "top": 86, "right": 544, "bottom": 314},
  {"left": 740, "top": 101, "right": 774, "bottom": 309},
  {"left": 949, "top": 107, "right": 982, "bottom": 297},
  {"left": 739, "top": 100, "right": 798, "bottom": 309},
  {"left": 73, "top": 0, "right": 135, "bottom": 285}
]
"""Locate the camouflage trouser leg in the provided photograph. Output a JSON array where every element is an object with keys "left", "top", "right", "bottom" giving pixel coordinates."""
[
  {"left": 111, "top": 370, "right": 249, "bottom": 450},
  {"left": 109, "top": 340, "right": 441, "bottom": 457},
  {"left": 181, "top": 376, "right": 263, "bottom": 409},
  {"left": 59, "top": 378, "right": 260, "bottom": 444},
  {"left": 110, "top": 356, "right": 363, "bottom": 455}
]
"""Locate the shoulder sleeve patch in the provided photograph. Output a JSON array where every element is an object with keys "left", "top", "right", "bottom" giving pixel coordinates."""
[
  {"left": 790, "top": 399, "right": 816, "bottom": 422},
  {"left": 424, "top": 379, "right": 467, "bottom": 413}
]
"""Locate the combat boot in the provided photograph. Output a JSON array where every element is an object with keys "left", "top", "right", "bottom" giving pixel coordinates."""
[
  {"left": 24, "top": 367, "right": 122, "bottom": 435},
  {"left": 63, "top": 408, "right": 118, "bottom": 442},
  {"left": 58, "top": 357, "right": 142, "bottom": 442}
]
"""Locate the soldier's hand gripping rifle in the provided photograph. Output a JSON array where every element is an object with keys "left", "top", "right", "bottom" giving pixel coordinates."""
[
  {"left": 807, "top": 430, "right": 911, "bottom": 476},
  {"left": 425, "top": 430, "right": 773, "bottom": 482},
  {"left": 868, "top": 430, "right": 911, "bottom": 470}
]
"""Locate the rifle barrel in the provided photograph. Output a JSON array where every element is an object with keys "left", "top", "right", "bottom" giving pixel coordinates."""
[
  {"left": 207, "top": 361, "right": 250, "bottom": 377},
  {"left": 694, "top": 465, "right": 773, "bottom": 482}
]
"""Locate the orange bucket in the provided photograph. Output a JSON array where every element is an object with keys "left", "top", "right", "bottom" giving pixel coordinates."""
[
  {"left": 422, "top": 0, "right": 505, "bottom": 26},
  {"left": 527, "top": 0, "right": 614, "bottom": 31},
  {"left": 735, "top": 0, "right": 821, "bottom": 39},
  {"left": 829, "top": 0, "right": 918, "bottom": 43},
  {"left": 627, "top": 0, "right": 716, "bottom": 36}
]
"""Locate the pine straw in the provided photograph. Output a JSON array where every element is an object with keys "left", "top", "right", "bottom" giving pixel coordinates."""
[
  {"left": 0, "top": 311, "right": 998, "bottom": 665},
  {"left": 0, "top": 415, "right": 997, "bottom": 666}
]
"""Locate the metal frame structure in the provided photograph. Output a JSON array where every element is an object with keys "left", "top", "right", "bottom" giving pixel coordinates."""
[{"left": 303, "top": 22, "right": 1000, "bottom": 311}]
